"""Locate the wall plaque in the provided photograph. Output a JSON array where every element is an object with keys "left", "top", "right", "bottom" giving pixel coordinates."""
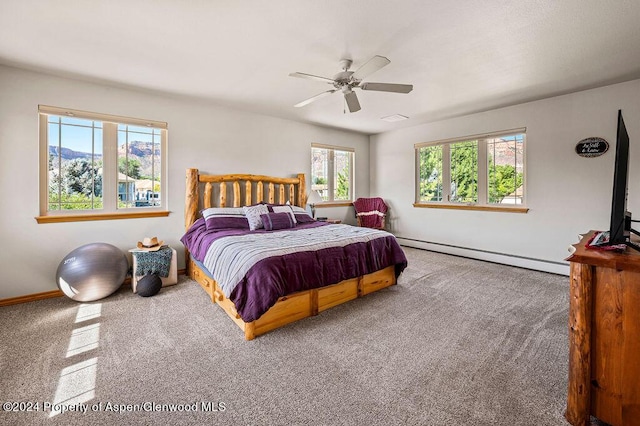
[{"left": 575, "top": 137, "right": 609, "bottom": 158}]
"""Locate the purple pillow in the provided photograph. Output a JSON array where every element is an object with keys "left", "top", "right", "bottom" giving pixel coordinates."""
[
  {"left": 269, "top": 204, "right": 297, "bottom": 224},
  {"left": 285, "top": 205, "right": 315, "bottom": 223},
  {"left": 260, "top": 212, "right": 295, "bottom": 231},
  {"left": 202, "top": 207, "right": 249, "bottom": 230},
  {"left": 294, "top": 213, "right": 315, "bottom": 223}
]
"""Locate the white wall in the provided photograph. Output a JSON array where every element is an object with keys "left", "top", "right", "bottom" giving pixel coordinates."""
[
  {"left": 371, "top": 79, "right": 640, "bottom": 275},
  {"left": 0, "top": 65, "right": 369, "bottom": 299},
  {"left": 3, "top": 64, "right": 638, "bottom": 299}
]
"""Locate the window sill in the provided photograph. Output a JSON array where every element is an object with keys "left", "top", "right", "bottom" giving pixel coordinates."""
[
  {"left": 316, "top": 202, "right": 353, "bottom": 208},
  {"left": 35, "top": 211, "right": 171, "bottom": 224},
  {"left": 413, "top": 203, "right": 528, "bottom": 213}
]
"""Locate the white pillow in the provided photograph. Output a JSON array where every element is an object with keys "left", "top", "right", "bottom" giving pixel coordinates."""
[
  {"left": 272, "top": 205, "right": 297, "bottom": 224},
  {"left": 201, "top": 207, "right": 248, "bottom": 230},
  {"left": 289, "top": 205, "right": 315, "bottom": 223},
  {"left": 243, "top": 204, "right": 270, "bottom": 230}
]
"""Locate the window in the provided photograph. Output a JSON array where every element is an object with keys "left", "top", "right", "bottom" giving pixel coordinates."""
[
  {"left": 415, "top": 129, "right": 526, "bottom": 211},
  {"left": 487, "top": 134, "right": 525, "bottom": 205},
  {"left": 117, "top": 124, "right": 163, "bottom": 209},
  {"left": 311, "top": 144, "right": 354, "bottom": 203},
  {"left": 450, "top": 140, "right": 478, "bottom": 203},
  {"left": 38, "top": 106, "right": 168, "bottom": 223}
]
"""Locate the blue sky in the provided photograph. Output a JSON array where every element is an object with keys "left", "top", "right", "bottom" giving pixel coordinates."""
[{"left": 48, "top": 116, "right": 159, "bottom": 153}]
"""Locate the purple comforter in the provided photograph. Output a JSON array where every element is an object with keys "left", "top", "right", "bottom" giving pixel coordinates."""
[{"left": 181, "top": 218, "right": 407, "bottom": 322}]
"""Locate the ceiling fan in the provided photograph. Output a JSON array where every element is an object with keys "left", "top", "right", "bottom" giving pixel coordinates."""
[{"left": 289, "top": 55, "right": 413, "bottom": 113}]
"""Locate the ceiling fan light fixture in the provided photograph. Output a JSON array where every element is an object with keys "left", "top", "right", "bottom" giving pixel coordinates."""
[
  {"left": 339, "top": 58, "right": 352, "bottom": 71},
  {"left": 289, "top": 55, "right": 412, "bottom": 113},
  {"left": 381, "top": 114, "right": 409, "bottom": 122}
]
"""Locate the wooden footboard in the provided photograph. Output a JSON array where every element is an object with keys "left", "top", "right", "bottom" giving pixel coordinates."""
[{"left": 188, "top": 257, "right": 396, "bottom": 340}]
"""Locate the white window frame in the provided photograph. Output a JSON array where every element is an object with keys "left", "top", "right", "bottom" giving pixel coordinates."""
[
  {"left": 311, "top": 143, "right": 355, "bottom": 204},
  {"left": 414, "top": 128, "right": 527, "bottom": 213},
  {"left": 37, "top": 105, "right": 169, "bottom": 223}
]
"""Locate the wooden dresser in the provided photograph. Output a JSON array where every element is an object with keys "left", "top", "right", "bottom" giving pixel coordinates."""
[{"left": 565, "top": 230, "right": 640, "bottom": 426}]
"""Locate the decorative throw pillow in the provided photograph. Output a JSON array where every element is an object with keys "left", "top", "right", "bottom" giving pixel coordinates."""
[
  {"left": 290, "top": 205, "right": 315, "bottom": 223},
  {"left": 270, "top": 205, "right": 297, "bottom": 224},
  {"left": 294, "top": 214, "right": 316, "bottom": 223},
  {"left": 202, "top": 207, "right": 249, "bottom": 230},
  {"left": 260, "top": 212, "right": 295, "bottom": 231},
  {"left": 243, "top": 204, "right": 270, "bottom": 230}
]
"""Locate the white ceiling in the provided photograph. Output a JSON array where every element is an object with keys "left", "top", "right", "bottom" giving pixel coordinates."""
[{"left": 1, "top": 0, "right": 640, "bottom": 135}]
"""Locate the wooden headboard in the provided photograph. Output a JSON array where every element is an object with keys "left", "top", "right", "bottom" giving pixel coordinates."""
[{"left": 185, "top": 168, "right": 307, "bottom": 230}]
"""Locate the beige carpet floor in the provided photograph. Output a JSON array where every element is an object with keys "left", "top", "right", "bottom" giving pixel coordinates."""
[{"left": 0, "top": 247, "right": 594, "bottom": 425}]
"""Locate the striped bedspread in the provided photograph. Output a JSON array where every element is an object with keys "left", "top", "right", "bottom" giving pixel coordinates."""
[
  {"left": 182, "top": 219, "right": 407, "bottom": 322},
  {"left": 203, "top": 224, "right": 393, "bottom": 298}
]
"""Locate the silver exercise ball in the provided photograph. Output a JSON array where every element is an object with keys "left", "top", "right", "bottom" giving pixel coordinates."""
[{"left": 56, "top": 243, "right": 128, "bottom": 302}]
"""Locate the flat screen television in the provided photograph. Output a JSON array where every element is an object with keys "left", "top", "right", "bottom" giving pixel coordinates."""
[{"left": 608, "top": 109, "right": 640, "bottom": 251}]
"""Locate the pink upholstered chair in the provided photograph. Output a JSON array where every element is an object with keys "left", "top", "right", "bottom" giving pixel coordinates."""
[{"left": 353, "top": 197, "right": 388, "bottom": 229}]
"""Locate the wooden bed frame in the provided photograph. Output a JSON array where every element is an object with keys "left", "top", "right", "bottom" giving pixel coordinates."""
[{"left": 184, "top": 168, "right": 397, "bottom": 340}]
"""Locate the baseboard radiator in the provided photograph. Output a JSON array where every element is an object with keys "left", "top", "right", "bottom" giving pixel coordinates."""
[{"left": 396, "top": 236, "right": 570, "bottom": 276}]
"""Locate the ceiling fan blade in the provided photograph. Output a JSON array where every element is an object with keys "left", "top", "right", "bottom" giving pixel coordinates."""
[
  {"left": 294, "top": 90, "right": 337, "bottom": 108},
  {"left": 289, "top": 72, "right": 336, "bottom": 84},
  {"left": 351, "top": 55, "right": 391, "bottom": 81},
  {"left": 344, "top": 91, "right": 361, "bottom": 113},
  {"left": 360, "top": 82, "right": 413, "bottom": 93}
]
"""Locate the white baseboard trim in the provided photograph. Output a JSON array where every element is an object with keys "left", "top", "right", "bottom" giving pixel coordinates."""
[{"left": 396, "top": 237, "right": 570, "bottom": 276}]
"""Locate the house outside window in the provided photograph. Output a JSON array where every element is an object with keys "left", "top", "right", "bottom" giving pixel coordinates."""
[
  {"left": 311, "top": 144, "right": 354, "bottom": 203},
  {"left": 415, "top": 129, "right": 526, "bottom": 211},
  {"left": 38, "top": 106, "right": 168, "bottom": 223}
]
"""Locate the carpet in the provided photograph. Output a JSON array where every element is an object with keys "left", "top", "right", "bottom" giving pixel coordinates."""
[{"left": 0, "top": 247, "right": 587, "bottom": 425}]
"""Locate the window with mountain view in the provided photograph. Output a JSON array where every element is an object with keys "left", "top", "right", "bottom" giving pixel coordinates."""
[
  {"left": 311, "top": 144, "right": 354, "bottom": 203},
  {"left": 39, "top": 106, "right": 167, "bottom": 221},
  {"left": 47, "top": 116, "right": 104, "bottom": 210},
  {"left": 487, "top": 134, "right": 524, "bottom": 205},
  {"left": 415, "top": 129, "right": 526, "bottom": 210},
  {"left": 117, "top": 124, "right": 162, "bottom": 208}
]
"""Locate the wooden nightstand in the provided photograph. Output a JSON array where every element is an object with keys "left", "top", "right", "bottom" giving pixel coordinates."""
[{"left": 324, "top": 219, "right": 341, "bottom": 224}]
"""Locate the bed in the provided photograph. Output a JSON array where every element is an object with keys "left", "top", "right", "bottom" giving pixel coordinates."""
[{"left": 182, "top": 168, "right": 407, "bottom": 340}]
